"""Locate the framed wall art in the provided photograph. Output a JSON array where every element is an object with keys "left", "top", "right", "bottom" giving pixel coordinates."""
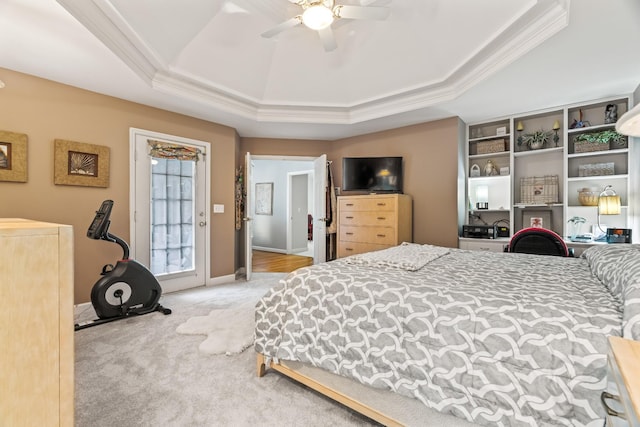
[
  {"left": 54, "top": 139, "right": 110, "bottom": 187},
  {"left": 255, "top": 182, "right": 273, "bottom": 215},
  {"left": 0, "top": 130, "right": 28, "bottom": 183}
]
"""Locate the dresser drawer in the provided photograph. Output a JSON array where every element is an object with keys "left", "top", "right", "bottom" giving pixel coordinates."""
[
  {"left": 339, "top": 225, "right": 396, "bottom": 245},
  {"left": 339, "top": 210, "right": 396, "bottom": 227},
  {"left": 337, "top": 241, "right": 390, "bottom": 258},
  {"left": 339, "top": 197, "right": 396, "bottom": 212}
]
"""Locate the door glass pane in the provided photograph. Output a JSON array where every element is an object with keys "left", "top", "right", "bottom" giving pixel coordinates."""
[{"left": 150, "top": 158, "right": 195, "bottom": 275}]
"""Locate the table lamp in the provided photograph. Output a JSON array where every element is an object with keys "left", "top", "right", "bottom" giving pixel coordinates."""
[{"left": 597, "top": 185, "right": 621, "bottom": 233}]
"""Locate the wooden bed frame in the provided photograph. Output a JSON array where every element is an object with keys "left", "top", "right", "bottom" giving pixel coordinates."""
[
  {"left": 256, "top": 353, "right": 474, "bottom": 427},
  {"left": 257, "top": 352, "right": 402, "bottom": 426}
]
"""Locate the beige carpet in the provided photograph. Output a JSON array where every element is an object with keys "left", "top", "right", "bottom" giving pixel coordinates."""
[
  {"left": 74, "top": 272, "right": 477, "bottom": 427},
  {"left": 176, "top": 300, "right": 257, "bottom": 355}
]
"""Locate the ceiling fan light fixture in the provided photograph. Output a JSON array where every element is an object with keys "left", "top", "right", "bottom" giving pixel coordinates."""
[{"left": 302, "top": 5, "right": 334, "bottom": 30}]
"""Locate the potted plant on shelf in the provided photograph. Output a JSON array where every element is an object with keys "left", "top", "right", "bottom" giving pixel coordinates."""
[
  {"left": 574, "top": 129, "right": 627, "bottom": 150},
  {"left": 520, "top": 129, "right": 551, "bottom": 150}
]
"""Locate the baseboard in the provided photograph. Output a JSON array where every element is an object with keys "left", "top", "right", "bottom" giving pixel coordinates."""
[
  {"left": 252, "top": 246, "right": 287, "bottom": 254},
  {"left": 205, "top": 274, "right": 236, "bottom": 286}
]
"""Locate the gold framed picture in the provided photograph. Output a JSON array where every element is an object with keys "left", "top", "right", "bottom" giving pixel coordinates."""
[
  {"left": 54, "top": 139, "right": 110, "bottom": 187},
  {"left": 0, "top": 130, "right": 28, "bottom": 183}
]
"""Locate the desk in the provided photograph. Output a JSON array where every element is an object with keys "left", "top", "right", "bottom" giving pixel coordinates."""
[{"left": 458, "top": 237, "right": 509, "bottom": 252}]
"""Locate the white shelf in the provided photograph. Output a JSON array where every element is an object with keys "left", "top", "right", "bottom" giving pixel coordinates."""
[
  {"left": 567, "top": 174, "right": 628, "bottom": 182},
  {"left": 567, "top": 148, "right": 629, "bottom": 158},
  {"left": 513, "top": 203, "right": 563, "bottom": 209},
  {"left": 464, "top": 95, "right": 634, "bottom": 242},
  {"left": 513, "top": 146, "right": 564, "bottom": 158}
]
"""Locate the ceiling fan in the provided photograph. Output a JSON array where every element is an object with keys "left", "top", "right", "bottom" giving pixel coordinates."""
[{"left": 261, "top": 0, "right": 390, "bottom": 52}]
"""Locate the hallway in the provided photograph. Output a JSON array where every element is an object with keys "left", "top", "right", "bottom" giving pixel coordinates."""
[{"left": 252, "top": 250, "right": 313, "bottom": 273}]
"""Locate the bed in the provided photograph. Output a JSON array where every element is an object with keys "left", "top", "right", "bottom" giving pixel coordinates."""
[{"left": 255, "top": 243, "right": 640, "bottom": 426}]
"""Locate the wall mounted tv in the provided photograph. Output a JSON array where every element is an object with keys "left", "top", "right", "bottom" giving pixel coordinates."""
[{"left": 342, "top": 156, "right": 403, "bottom": 193}]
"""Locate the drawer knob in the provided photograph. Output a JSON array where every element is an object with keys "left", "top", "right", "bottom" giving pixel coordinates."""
[
  {"left": 346, "top": 232, "right": 354, "bottom": 235},
  {"left": 346, "top": 203, "right": 354, "bottom": 206},
  {"left": 346, "top": 216, "right": 354, "bottom": 219},
  {"left": 600, "top": 391, "right": 626, "bottom": 419},
  {"left": 377, "top": 217, "right": 386, "bottom": 220},
  {"left": 376, "top": 203, "right": 386, "bottom": 206},
  {"left": 377, "top": 234, "right": 386, "bottom": 238}
]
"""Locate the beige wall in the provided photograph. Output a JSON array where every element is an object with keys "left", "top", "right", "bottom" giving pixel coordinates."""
[
  {"left": 241, "top": 118, "right": 462, "bottom": 249},
  {"left": 1, "top": 68, "right": 463, "bottom": 304},
  {"left": 0, "top": 68, "right": 238, "bottom": 303},
  {"left": 330, "top": 118, "right": 461, "bottom": 248}
]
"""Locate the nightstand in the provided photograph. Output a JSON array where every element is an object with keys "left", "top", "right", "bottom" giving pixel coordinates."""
[{"left": 602, "top": 336, "right": 640, "bottom": 426}]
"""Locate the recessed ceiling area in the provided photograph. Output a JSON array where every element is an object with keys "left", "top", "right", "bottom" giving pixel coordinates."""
[{"left": 1, "top": 0, "right": 640, "bottom": 140}]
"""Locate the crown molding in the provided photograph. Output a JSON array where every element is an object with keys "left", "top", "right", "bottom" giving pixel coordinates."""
[{"left": 57, "top": 0, "right": 569, "bottom": 125}]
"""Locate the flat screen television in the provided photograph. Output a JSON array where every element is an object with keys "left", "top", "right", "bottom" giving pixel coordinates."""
[{"left": 342, "top": 156, "right": 403, "bottom": 193}]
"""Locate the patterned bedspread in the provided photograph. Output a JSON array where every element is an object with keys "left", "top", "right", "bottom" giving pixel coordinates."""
[{"left": 255, "top": 244, "right": 638, "bottom": 426}]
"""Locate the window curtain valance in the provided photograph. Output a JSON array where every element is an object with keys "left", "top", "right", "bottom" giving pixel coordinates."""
[{"left": 147, "top": 140, "right": 203, "bottom": 162}]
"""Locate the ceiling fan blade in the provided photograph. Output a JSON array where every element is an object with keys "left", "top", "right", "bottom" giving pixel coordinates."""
[
  {"left": 334, "top": 5, "right": 389, "bottom": 20},
  {"left": 261, "top": 16, "right": 302, "bottom": 38},
  {"left": 318, "top": 27, "right": 337, "bottom": 52}
]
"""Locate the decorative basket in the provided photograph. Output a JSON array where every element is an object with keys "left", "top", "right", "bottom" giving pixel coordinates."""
[
  {"left": 574, "top": 139, "right": 609, "bottom": 153},
  {"left": 578, "top": 162, "right": 615, "bottom": 177},
  {"left": 477, "top": 139, "right": 506, "bottom": 155},
  {"left": 578, "top": 188, "right": 600, "bottom": 206},
  {"left": 519, "top": 175, "right": 559, "bottom": 204}
]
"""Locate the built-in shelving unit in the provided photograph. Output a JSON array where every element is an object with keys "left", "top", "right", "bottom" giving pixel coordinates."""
[{"left": 462, "top": 95, "right": 637, "bottom": 247}]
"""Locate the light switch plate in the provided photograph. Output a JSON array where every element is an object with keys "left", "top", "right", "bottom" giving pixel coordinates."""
[{"left": 213, "top": 204, "right": 224, "bottom": 213}]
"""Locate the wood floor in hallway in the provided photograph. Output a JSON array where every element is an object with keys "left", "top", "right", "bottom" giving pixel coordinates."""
[{"left": 252, "top": 250, "right": 313, "bottom": 273}]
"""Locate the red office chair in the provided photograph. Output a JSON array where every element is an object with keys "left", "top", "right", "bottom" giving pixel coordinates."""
[{"left": 508, "top": 227, "right": 572, "bottom": 257}]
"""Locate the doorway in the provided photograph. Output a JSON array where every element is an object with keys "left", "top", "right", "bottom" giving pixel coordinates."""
[
  {"left": 288, "top": 170, "right": 313, "bottom": 257},
  {"left": 244, "top": 154, "right": 327, "bottom": 279},
  {"left": 130, "top": 128, "right": 210, "bottom": 293}
]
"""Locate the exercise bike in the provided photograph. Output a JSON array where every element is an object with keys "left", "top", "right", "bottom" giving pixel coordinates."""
[{"left": 75, "top": 200, "right": 171, "bottom": 331}]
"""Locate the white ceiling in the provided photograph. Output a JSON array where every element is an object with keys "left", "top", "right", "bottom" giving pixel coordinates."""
[{"left": 1, "top": 0, "right": 639, "bottom": 140}]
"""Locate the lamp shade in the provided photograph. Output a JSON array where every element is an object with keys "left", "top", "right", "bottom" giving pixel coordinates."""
[
  {"left": 599, "top": 195, "right": 621, "bottom": 215},
  {"left": 598, "top": 185, "right": 621, "bottom": 215},
  {"left": 476, "top": 185, "right": 489, "bottom": 203},
  {"left": 616, "top": 102, "right": 640, "bottom": 137}
]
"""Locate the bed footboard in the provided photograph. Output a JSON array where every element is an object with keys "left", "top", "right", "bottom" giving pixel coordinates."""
[{"left": 256, "top": 353, "right": 408, "bottom": 427}]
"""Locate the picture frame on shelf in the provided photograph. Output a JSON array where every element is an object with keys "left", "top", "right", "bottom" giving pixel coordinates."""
[
  {"left": 0, "top": 130, "right": 28, "bottom": 183},
  {"left": 523, "top": 210, "right": 552, "bottom": 231}
]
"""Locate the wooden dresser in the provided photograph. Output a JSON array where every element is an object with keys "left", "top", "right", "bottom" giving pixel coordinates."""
[
  {"left": 337, "top": 194, "right": 412, "bottom": 258},
  {"left": 0, "top": 219, "right": 74, "bottom": 426}
]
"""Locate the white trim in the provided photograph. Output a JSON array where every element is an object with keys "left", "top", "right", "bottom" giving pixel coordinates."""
[
  {"left": 205, "top": 274, "right": 237, "bottom": 287},
  {"left": 129, "top": 127, "right": 211, "bottom": 290}
]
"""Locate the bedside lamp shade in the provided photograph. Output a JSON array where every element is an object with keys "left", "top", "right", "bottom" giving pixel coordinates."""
[
  {"left": 597, "top": 185, "right": 621, "bottom": 233},
  {"left": 599, "top": 194, "right": 621, "bottom": 215}
]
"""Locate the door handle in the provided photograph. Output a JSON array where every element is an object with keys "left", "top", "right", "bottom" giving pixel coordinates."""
[{"left": 199, "top": 221, "right": 206, "bottom": 227}]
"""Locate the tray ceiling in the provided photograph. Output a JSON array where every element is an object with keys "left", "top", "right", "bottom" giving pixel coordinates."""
[{"left": 1, "top": 0, "right": 640, "bottom": 139}]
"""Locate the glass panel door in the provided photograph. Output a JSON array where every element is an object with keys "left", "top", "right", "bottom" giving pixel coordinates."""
[{"left": 150, "top": 157, "right": 195, "bottom": 275}]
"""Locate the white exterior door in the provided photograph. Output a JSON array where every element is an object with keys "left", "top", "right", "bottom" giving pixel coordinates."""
[{"left": 130, "top": 128, "right": 210, "bottom": 293}]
